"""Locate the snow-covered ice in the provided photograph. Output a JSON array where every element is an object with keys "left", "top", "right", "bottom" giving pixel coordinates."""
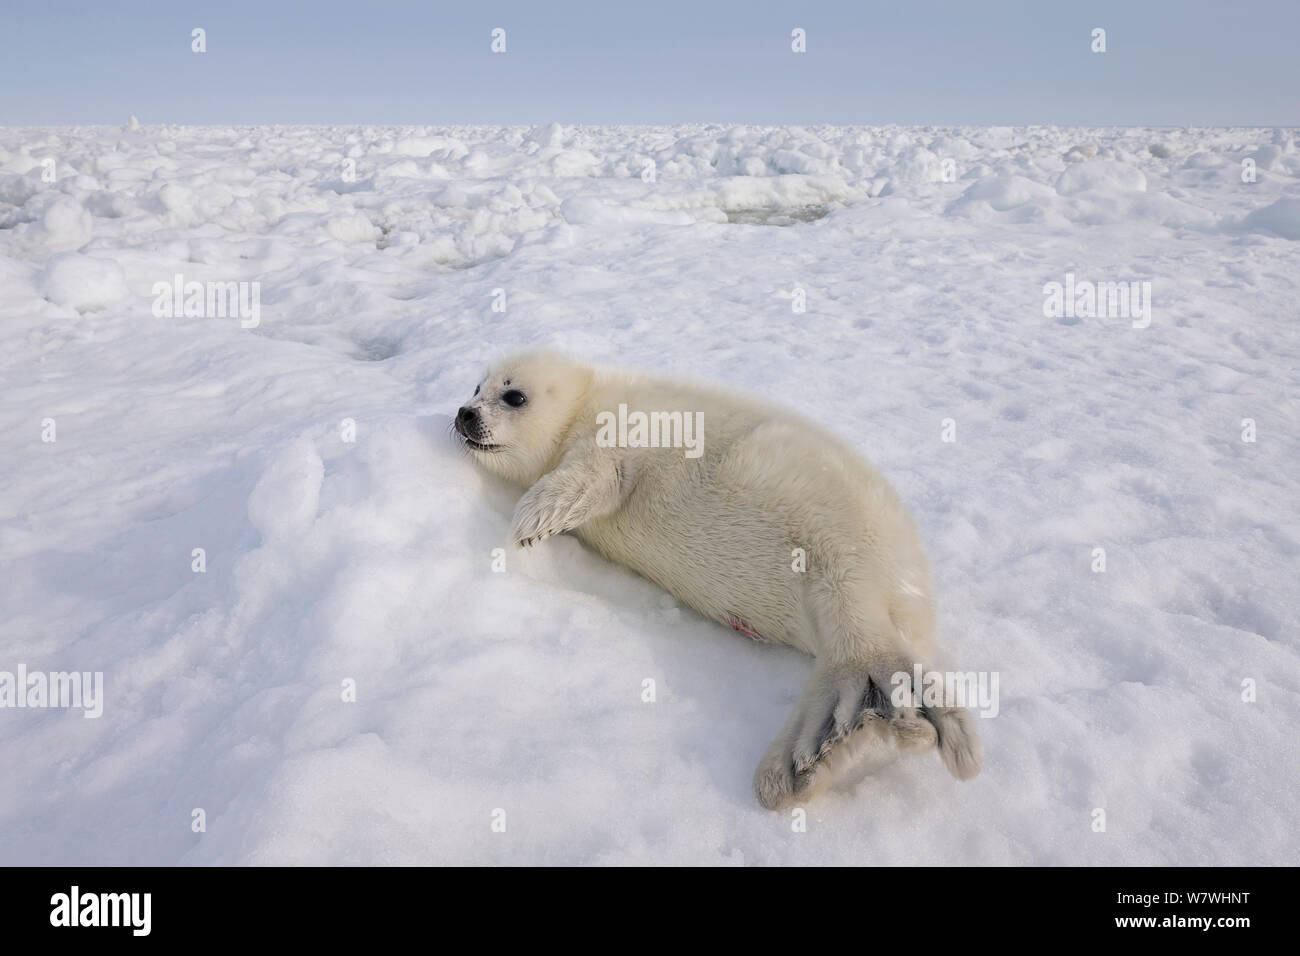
[{"left": 1, "top": 123, "right": 1297, "bottom": 864}]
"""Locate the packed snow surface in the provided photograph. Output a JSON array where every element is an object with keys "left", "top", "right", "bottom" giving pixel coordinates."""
[{"left": 1, "top": 123, "right": 1298, "bottom": 865}]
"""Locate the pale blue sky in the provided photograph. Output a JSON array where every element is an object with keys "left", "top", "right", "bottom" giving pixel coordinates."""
[{"left": 2, "top": 0, "right": 1296, "bottom": 126}]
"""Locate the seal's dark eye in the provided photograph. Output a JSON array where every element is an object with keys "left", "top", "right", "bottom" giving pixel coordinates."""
[
  {"left": 473, "top": 384, "right": 480, "bottom": 396},
  {"left": 502, "top": 389, "right": 527, "bottom": 408}
]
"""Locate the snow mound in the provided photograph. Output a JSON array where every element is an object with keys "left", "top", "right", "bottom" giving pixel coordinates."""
[
  {"left": 1240, "top": 197, "right": 1300, "bottom": 239},
  {"left": 946, "top": 174, "right": 1060, "bottom": 219},
  {"left": 327, "top": 211, "right": 380, "bottom": 244},
  {"left": 42, "top": 195, "right": 94, "bottom": 249},
  {"left": 1055, "top": 160, "right": 1147, "bottom": 196},
  {"left": 40, "top": 252, "right": 128, "bottom": 310}
]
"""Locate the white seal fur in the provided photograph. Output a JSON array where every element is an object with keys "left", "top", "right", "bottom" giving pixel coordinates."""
[{"left": 455, "top": 350, "right": 982, "bottom": 809}]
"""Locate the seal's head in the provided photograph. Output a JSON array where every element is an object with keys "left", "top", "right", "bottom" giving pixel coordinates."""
[{"left": 456, "top": 350, "right": 594, "bottom": 485}]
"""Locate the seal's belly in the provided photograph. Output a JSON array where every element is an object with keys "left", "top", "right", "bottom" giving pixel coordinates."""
[{"left": 577, "top": 496, "right": 801, "bottom": 643}]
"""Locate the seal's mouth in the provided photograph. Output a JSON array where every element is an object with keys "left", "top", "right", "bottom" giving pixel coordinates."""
[
  {"left": 453, "top": 415, "right": 502, "bottom": 452},
  {"left": 459, "top": 432, "right": 502, "bottom": 453}
]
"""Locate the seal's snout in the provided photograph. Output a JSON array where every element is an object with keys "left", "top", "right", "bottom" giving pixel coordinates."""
[
  {"left": 455, "top": 405, "right": 498, "bottom": 450},
  {"left": 455, "top": 405, "right": 483, "bottom": 441}
]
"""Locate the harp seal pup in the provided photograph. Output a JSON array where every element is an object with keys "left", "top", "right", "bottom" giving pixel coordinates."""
[{"left": 454, "top": 349, "right": 981, "bottom": 809}]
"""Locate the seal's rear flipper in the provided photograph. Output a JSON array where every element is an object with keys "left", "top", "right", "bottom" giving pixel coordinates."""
[
  {"left": 923, "top": 703, "right": 983, "bottom": 781},
  {"left": 753, "top": 660, "right": 938, "bottom": 811}
]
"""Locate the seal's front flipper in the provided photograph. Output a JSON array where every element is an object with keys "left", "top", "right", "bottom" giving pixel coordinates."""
[{"left": 510, "top": 446, "right": 625, "bottom": 548}]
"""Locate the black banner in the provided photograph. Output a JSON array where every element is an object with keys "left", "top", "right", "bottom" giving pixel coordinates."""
[{"left": 0, "top": 866, "right": 1281, "bottom": 942}]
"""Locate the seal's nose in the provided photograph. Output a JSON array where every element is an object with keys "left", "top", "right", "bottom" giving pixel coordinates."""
[{"left": 457, "top": 406, "right": 479, "bottom": 426}]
